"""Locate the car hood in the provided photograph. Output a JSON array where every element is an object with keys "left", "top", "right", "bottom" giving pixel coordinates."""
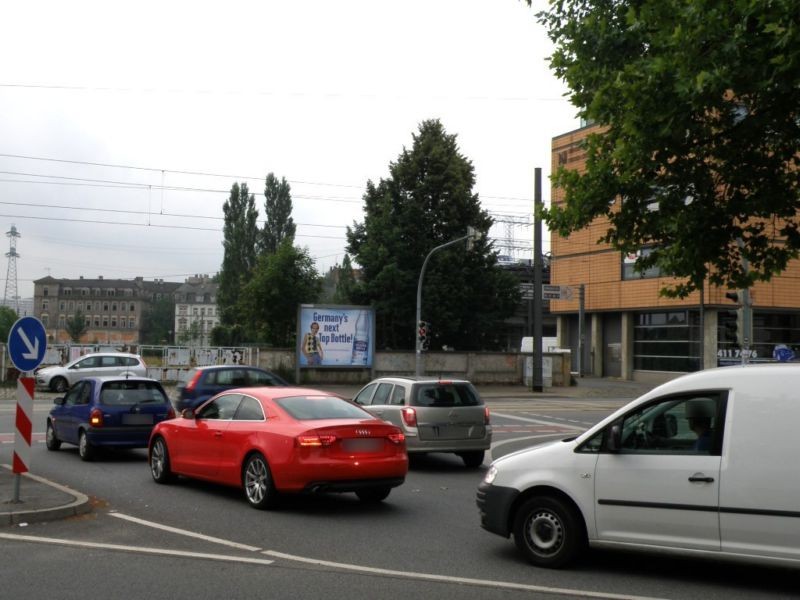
[{"left": 36, "top": 365, "right": 62, "bottom": 375}]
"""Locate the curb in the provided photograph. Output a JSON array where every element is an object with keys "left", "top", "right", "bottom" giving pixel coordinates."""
[{"left": 1, "top": 465, "right": 92, "bottom": 526}]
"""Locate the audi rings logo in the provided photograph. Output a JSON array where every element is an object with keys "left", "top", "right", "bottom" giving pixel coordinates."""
[{"left": 355, "top": 429, "right": 371, "bottom": 437}]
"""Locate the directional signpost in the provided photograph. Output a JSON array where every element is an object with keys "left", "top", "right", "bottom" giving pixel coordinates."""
[{"left": 7, "top": 316, "right": 47, "bottom": 503}]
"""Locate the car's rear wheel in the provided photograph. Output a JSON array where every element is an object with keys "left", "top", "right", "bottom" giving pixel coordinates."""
[
  {"left": 356, "top": 486, "right": 391, "bottom": 503},
  {"left": 459, "top": 450, "right": 485, "bottom": 468},
  {"left": 78, "top": 430, "right": 95, "bottom": 462},
  {"left": 45, "top": 420, "right": 61, "bottom": 451},
  {"left": 150, "top": 437, "right": 175, "bottom": 483},
  {"left": 51, "top": 377, "right": 68, "bottom": 393},
  {"left": 243, "top": 453, "right": 278, "bottom": 509},
  {"left": 513, "top": 495, "right": 585, "bottom": 568}
]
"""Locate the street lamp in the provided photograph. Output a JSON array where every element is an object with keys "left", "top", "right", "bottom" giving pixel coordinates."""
[{"left": 415, "top": 227, "right": 480, "bottom": 376}]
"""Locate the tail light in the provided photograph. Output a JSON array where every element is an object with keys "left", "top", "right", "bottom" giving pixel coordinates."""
[
  {"left": 184, "top": 370, "right": 203, "bottom": 392},
  {"left": 484, "top": 407, "right": 491, "bottom": 425},
  {"left": 296, "top": 434, "right": 337, "bottom": 447},
  {"left": 388, "top": 432, "right": 405, "bottom": 444},
  {"left": 401, "top": 407, "right": 417, "bottom": 427},
  {"left": 90, "top": 408, "right": 104, "bottom": 427}
]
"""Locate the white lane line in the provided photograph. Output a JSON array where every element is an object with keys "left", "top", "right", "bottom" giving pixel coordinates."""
[
  {"left": 0, "top": 532, "right": 273, "bottom": 565},
  {"left": 492, "top": 411, "right": 585, "bottom": 430},
  {"left": 263, "top": 550, "right": 669, "bottom": 600},
  {"left": 109, "top": 512, "right": 261, "bottom": 552}
]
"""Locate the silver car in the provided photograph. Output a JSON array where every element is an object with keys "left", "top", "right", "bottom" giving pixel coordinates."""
[
  {"left": 35, "top": 352, "right": 148, "bottom": 393},
  {"left": 352, "top": 377, "right": 491, "bottom": 468}
]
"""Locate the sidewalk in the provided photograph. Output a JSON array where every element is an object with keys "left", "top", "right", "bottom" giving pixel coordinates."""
[{"left": 0, "top": 376, "right": 660, "bottom": 526}]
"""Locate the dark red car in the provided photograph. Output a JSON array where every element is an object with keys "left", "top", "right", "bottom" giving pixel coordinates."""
[{"left": 148, "top": 387, "right": 408, "bottom": 508}]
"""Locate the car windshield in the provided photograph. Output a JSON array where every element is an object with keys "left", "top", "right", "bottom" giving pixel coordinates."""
[
  {"left": 100, "top": 381, "right": 168, "bottom": 406},
  {"left": 412, "top": 383, "right": 481, "bottom": 407},
  {"left": 275, "top": 395, "right": 371, "bottom": 420}
]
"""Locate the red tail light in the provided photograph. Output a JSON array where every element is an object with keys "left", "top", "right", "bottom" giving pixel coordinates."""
[
  {"left": 296, "top": 434, "right": 337, "bottom": 447},
  {"left": 388, "top": 432, "right": 405, "bottom": 444},
  {"left": 90, "top": 408, "right": 104, "bottom": 427},
  {"left": 401, "top": 407, "right": 417, "bottom": 427},
  {"left": 185, "top": 370, "right": 203, "bottom": 392},
  {"left": 484, "top": 407, "right": 491, "bottom": 425}
]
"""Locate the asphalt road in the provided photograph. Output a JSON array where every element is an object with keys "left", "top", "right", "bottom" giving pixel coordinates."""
[{"left": 1, "top": 396, "right": 798, "bottom": 599}]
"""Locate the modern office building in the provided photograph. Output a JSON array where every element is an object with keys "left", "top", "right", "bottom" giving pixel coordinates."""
[{"left": 549, "top": 124, "right": 800, "bottom": 382}]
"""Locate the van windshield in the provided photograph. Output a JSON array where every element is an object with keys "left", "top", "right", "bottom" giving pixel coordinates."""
[{"left": 412, "top": 383, "right": 481, "bottom": 407}]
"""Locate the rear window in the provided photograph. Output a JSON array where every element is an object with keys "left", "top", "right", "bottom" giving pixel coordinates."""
[
  {"left": 276, "top": 396, "right": 371, "bottom": 420},
  {"left": 100, "top": 381, "right": 168, "bottom": 406},
  {"left": 412, "top": 383, "right": 482, "bottom": 407}
]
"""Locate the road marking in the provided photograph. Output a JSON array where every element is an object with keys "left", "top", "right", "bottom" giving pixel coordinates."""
[
  {"left": 488, "top": 434, "right": 565, "bottom": 462},
  {"left": 0, "top": 532, "right": 273, "bottom": 565},
  {"left": 492, "top": 411, "right": 585, "bottom": 430},
  {"left": 109, "top": 512, "right": 262, "bottom": 551},
  {"left": 262, "top": 550, "right": 669, "bottom": 600}
]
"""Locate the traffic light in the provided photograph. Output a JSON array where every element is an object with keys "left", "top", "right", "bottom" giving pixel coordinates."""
[
  {"left": 418, "top": 321, "right": 428, "bottom": 343},
  {"left": 725, "top": 291, "right": 740, "bottom": 303},
  {"left": 720, "top": 310, "right": 744, "bottom": 345}
]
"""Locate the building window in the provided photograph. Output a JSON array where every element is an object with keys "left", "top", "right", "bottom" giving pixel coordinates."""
[
  {"left": 111, "top": 303, "right": 117, "bottom": 311},
  {"left": 58, "top": 315, "right": 66, "bottom": 328},
  {"left": 121, "top": 317, "right": 126, "bottom": 328},
  {"left": 64, "top": 288, "right": 72, "bottom": 296},
  {"left": 107, "top": 289, "right": 115, "bottom": 296},
  {"left": 130, "top": 303, "right": 135, "bottom": 312},
  {"left": 103, "top": 303, "right": 109, "bottom": 312},
  {"left": 41, "top": 314, "right": 49, "bottom": 326},
  {"left": 622, "top": 247, "right": 662, "bottom": 280},
  {"left": 42, "top": 299, "right": 48, "bottom": 311},
  {"left": 94, "top": 317, "right": 100, "bottom": 327},
  {"left": 68, "top": 301, "right": 74, "bottom": 311},
  {"left": 111, "top": 317, "right": 117, "bottom": 328},
  {"left": 103, "top": 317, "right": 109, "bottom": 327},
  {"left": 634, "top": 310, "right": 702, "bottom": 372},
  {"left": 60, "top": 301, "right": 65, "bottom": 311},
  {"left": 129, "top": 318, "right": 136, "bottom": 329},
  {"left": 43, "top": 288, "right": 49, "bottom": 296}
]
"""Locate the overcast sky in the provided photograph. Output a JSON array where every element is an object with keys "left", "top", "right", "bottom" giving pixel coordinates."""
[{"left": 0, "top": 0, "right": 579, "bottom": 301}]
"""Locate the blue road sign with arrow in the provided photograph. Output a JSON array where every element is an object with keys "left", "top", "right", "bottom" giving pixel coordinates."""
[{"left": 8, "top": 316, "right": 47, "bottom": 372}]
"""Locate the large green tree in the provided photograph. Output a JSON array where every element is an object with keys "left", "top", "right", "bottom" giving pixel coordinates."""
[
  {"left": 237, "top": 241, "right": 321, "bottom": 346},
  {"left": 347, "top": 119, "right": 520, "bottom": 350},
  {"left": 260, "top": 173, "right": 296, "bottom": 254},
  {"left": 65, "top": 309, "right": 88, "bottom": 342},
  {"left": 218, "top": 182, "right": 259, "bottom": 323},
  {"left": 534, "top": 0, "right": 800, "bottom": 297},
  {"left": 140, "top": 297, "right": 176, "bottom": 344}
]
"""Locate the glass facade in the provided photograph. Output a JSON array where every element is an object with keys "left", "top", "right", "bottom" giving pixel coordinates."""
[
  {"left": 634, "top": 310, "right": 702, "bottom": 372},
  {"left": 718, "top": 310, "right": 800, "bottom": 364}
]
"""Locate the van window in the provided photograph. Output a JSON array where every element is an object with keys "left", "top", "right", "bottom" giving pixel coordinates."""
[{"left": 615, "top": 392, "right": 725, "bottom": 455}]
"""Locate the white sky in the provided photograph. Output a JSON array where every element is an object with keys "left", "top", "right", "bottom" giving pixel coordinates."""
[{"left": 0, "top": 0, "right": 579, "bottom": 300}]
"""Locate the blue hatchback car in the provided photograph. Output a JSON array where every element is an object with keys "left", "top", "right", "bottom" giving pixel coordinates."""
[
  {"left": 175, "top": 365, "right": 289, "bottom": 412},
  {"left": 46, "top": 376, "right": 175, "bottom": 461}
]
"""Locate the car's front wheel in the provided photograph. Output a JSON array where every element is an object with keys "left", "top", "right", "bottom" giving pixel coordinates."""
[
  {"left": 51, "top": 377, "right": 68, "bottom": 393},
  {"left": 150, "top": 437, "right": 175, "bottom": 483},
  {"left": 513, "top": 495, "right": 585, "bottom": 568},
  {"left": 459, "top": 450, "right": 485, "bottom": 468},
  {"left": 45, "top": 421, "right": 61, "bottom": 451},
  {"left": 356, "top": 486, "right": 391, "bottom": 503},
  {"left": 242, "top": 453, "right": 278, "bottom": 509},
  {"left": 78, "top": 430, "right": 95, "bottom": 462}
]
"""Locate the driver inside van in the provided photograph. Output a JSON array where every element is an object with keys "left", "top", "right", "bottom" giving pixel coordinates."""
[{"left": 685, "top": 398, "right": 715, "bottom": 452}]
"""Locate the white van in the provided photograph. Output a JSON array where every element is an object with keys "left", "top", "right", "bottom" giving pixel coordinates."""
[{"left": 477, "top": 364, "right": 800, "bottom": 568}]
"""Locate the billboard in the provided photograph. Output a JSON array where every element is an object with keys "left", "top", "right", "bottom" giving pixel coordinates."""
[{"left": 297, "top": 305, "right": 374, "bottom": 368}]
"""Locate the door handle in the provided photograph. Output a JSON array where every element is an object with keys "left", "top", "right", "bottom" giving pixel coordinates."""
[{"left": 688, "top": 475, "right": 714, "bottom": 483}]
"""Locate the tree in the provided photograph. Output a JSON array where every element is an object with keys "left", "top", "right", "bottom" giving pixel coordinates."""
[
  {"left": 0, "top": 306, "right": 17, "bottom": 343},
  {"left": 260, "top": 173, "right": 296, "bottom": 254},
  {"left": 237, "top": 241, "right": 321, "bottom": 346},
  {"left": 346, "top": 119, "right": 520, "bottom": 350},
  {"left": 534, "top": 0, "right": 800, "bottom": 297},
  {"left": 218, "top": 182, "right": 259, "bottom": 323},
  {"left": 65, "top": 309, "right": 88, "bottom": 343},
  {"left": 333, "top": 254, "right": 357, "bottom": 304},
  {"left": 177, "top": 321, "right": 202, "bottom": 346},
  {"left": 140, "top": 297, "right": 176, "bottom": 344}
]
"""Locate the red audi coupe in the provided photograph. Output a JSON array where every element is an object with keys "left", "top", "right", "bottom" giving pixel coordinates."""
[{"left": 148, "top": 387, "right": 408, "bottom": 508}]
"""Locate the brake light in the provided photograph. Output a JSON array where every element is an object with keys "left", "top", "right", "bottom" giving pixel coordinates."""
[
  {"left": 388, "top": 432, "right": 405, "bottom": 444},
  {"left": 296, "top": 434, "right": 337, "bottom": 447},
  {"left": 185, "top": 370, "right": 203, "bottom": 392},
  {"left": 484, "top": 407, "right": 491, "bottom": 425},
  {"left": 401, "top": 407, "right": 417, "bottom": 427},
  {"left": 90, "top": 408, "right": 104, "bottom": 427}
]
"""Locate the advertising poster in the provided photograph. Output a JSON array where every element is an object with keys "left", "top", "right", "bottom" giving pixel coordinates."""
[{"left": 297, "top": 305, "right": 374, "bottom": 368}]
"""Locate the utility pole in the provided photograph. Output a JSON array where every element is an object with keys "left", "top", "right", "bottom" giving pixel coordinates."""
[
  {"left": 532, "top": 168, "right": 544, "bottom": 392},
  {"left": 415, "top": 228, "right": 479, "bottom": 376}
]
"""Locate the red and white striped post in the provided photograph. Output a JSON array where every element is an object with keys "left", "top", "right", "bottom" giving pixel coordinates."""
[{"left": 12, "top": 376, "right": 35, "bottom": 502}]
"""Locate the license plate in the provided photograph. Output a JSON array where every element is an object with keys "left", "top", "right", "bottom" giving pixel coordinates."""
[
  {"left": 342, "top": 438, "right": 383, "bottom": 453},
  {"left": 122, "top": 414, "right": 153, "bottom": 425}
]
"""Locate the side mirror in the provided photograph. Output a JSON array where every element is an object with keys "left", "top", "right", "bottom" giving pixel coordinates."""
[
  {"left": 607, "top": 424, "right": 622, "bottom": 452},
  {"left": 181, "top": 408, "right": 195, "bottom": 419},
  {"left": 53, "top": 397, "right": 65, "bottom": 406}
]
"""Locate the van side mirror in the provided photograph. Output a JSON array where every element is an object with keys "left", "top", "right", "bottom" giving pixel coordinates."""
[
  {"left": 181, "top": 408, "right": 196, "bottom": 419},
  {"left": 607, "top": 424, "right": 622, "bottom": 452}
]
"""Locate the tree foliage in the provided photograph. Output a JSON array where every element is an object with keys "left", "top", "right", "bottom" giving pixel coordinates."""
[
  {"left": 237, "top": 241, "right": 321, "bottom": 346},
  {"left": 140, "top": 297, "right": 176, "bottom": 344},
  {"left": 65, "top": 309, "right": 88, "bottom": 343},
  {"left": 534, "top": 0, "right": 800, "bottom": 296},
  {"left": 0, "top": 306, "right": 17, "bottom": 343},
  {"left": 218, "top": 183, "right": 259, "bottom": 323},
  {"left": 333, "top": 254, "right": 357, "bottom": 304},
  {"left": 260, "top": 173, "right": 296, "bottom": 254},
  {"left": 347, "top": 119, "right": 520, "bottom": 350}
]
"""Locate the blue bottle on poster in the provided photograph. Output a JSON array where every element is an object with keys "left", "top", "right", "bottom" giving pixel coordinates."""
[{"left": 351, "top": 311, "right": 369, "bottom": 365}]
